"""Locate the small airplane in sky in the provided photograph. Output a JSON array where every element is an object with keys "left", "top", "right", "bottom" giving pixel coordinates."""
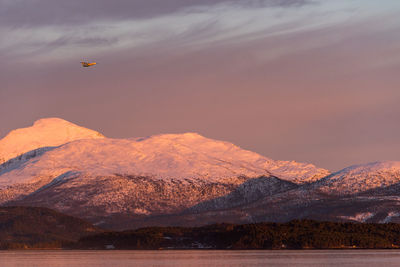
[{"left": 80, "top": 61, "right": 97, "bottom": 67}]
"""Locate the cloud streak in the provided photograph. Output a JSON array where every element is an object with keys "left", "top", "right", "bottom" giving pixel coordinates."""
[
  {"left": 0, "top": 0, "right": 353, "bottom": 64},
  {"left": 0, "top": 0, "right": 310, "bottom": 27}
]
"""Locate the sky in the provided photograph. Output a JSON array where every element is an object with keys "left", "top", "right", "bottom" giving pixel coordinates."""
[{"left": 1, "top": 0, "right": 400, "bottom": 171}]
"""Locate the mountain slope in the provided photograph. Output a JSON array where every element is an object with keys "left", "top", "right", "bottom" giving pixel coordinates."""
[
  {"left": 0, "top": 118, "right": 104, "bottom": 164},
  {"left": 312, "top": 161, "right": 400, "bottom": 195},
  {"left": 188, "top": 176, "right": 298, "bottom": 213},
  {"left": 177, "top": 161, "right": 400, "bottom": 226}
]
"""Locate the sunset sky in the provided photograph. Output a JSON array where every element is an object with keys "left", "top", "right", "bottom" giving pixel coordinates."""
[{"left": 1, "top": 0, "right": 400, "bottom": 171}]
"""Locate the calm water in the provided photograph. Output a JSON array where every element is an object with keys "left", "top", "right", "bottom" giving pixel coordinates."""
[{"left": 1, "top": 250, "right": 400, "bottom": 267}]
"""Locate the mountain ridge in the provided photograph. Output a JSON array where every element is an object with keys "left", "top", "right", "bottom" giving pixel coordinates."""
[{"left": 312, "top": 161, "right": 400, "bottom": 195}]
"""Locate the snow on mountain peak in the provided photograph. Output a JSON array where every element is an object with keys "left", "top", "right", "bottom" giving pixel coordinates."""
[
  {"left": 0, "top": 118, "right": 104, "bottom": 164},
  {"left": 0, "top": 129, "right": 329, "bottom": 188},
  {"left": 315, "top": 161, "right": 400, "bottom": 194}
]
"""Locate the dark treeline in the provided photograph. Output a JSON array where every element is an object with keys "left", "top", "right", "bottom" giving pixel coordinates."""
[
  {"left": 3, "top": 206, "right": 400, "bottom": 250},
  {"left": 73, "top": 220, "right": 400, "bottom": 250}
]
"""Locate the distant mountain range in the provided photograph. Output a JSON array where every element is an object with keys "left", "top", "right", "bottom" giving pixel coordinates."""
[{"left": 0, "top": 118, "right": 399, "bottom": 229}]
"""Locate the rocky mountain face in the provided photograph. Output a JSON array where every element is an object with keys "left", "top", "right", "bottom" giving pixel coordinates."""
[{"left": 0, "top": 118, "right": 399, "bottom": 229}]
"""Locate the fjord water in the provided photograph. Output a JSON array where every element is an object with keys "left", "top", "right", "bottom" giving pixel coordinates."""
[{"left": 1, "top": 251, "right": 400, "bottom": 267}]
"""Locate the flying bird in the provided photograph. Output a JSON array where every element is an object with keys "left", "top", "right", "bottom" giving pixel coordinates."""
[{"left": 80, "top": 61, "right": 97, "bottom": 67}]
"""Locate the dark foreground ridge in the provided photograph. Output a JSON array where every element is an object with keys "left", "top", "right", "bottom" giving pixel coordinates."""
[
  {"left": 2, "top": 206, "right": 400, "bottom": 250},
  {"left": 74, "top": 220, "right": 400, "bottom": 249},
  {"left": 0, "top": 206, "right": 101, "bottom": 249}
]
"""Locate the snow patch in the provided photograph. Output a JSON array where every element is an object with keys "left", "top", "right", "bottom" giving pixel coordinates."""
[
  {"left": 133, "top": 208, "right": 150, "bottom": 215},
  {"left": 340, "top": 212, "right": 374, "bottom": 222},
  {"left": 381, "top": 212, "right": 400, "bottom": 223}
]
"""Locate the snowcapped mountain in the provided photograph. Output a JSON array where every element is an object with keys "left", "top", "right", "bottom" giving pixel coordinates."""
[
  {"left": 0, "top": 118, "right": 329, "bottom": 228},
  {"left": 0, "top": 118, "right": 104, "bottom": 164},
  {"left": 313, "top": 161, "right": 400, "bottom": 195},
  {"left": 1, "top": 118, "right": 399, "bottom": 229}
]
